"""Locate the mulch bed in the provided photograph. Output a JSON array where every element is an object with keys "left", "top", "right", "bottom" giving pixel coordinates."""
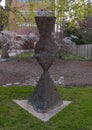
[{"left": 0, "top": 58, "right": 92, "bottom": 87}]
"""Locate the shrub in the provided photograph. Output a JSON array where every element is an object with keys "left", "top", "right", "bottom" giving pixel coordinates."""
[
  {"left": 64, "top": 17, "right": 92, "bottom": 45},
  {"left": 22, "top": 33, "right": 39, "bottom": 49}
]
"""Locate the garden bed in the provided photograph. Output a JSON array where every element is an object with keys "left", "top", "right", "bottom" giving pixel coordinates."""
[{"left": 0, "top": 58, "right": 92, "bottom": 87}]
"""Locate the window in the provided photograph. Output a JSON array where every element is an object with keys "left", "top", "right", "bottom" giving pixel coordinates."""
[
  {"left": 17, "top": 0, "right": 28, "bottom": 2},
  {"left": 20, "top": 11, "right": 30, "bottom": 15},
  {"left": 18, "top": 0, "right": 43, "bottom": 3},
  {"left": 17, "top": 22, "right": 36, "bottom": 27},
  {"left": 30, "top": 0, "right": 42, "bottom": 2}
]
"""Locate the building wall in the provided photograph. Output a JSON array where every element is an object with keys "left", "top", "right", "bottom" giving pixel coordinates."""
[{"left": 9, "top": 0, "right": 37, "bottom": 34}]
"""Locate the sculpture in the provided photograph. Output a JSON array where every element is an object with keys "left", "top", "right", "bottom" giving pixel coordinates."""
[{"left": 29, "top": 16, "right": 62, "bottom": 113}]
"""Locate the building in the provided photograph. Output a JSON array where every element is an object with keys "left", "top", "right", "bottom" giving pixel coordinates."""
[{"left": 9, "top": 0, "right": 38, "bottom": 34}]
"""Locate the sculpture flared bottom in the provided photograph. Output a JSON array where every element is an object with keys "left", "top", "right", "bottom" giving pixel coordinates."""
[{"left": 29, "top": 71, "right": 62, "bottom": 113}]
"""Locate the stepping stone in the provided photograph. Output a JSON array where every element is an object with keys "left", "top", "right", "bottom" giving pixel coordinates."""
[
  {"left": 2, "top": 83, "right": 12, "bottom": 87},
  {"left": 0, "top": 59, "right": 7, "bottom": 62},
  {"left": 2, "top": 85, "right": 7, "bottom": 87},
  {"left": 13, "top": 82, "right": 20, "bottom": 85},
  {"left": 5, "top": 83, "right": 13, "bottom": 86}
]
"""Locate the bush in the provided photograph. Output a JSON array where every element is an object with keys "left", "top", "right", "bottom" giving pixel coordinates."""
[
  {"left": 22, "top": 33, "right": 39, "bottom": 49},
  {"left": 71, "top": 28, "right": 92, "bottom": 45},
  {"left": 64, "top": 24, "right": 92, "bottom": 45},
  {"left": 22, "top": 38, "right": 35, "bottom": 49}
]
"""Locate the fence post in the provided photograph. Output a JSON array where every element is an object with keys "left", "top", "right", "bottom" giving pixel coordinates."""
[{"left": 91, "top": 46, "right": 92, "bottom": 60}]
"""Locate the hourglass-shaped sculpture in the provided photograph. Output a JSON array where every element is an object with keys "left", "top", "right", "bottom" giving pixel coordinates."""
[{"left": 29, "top": 16, "right": 62, "bottom": 113}]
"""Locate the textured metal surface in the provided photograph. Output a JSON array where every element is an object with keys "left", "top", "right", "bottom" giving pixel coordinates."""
[{"left": 29, "top": 16, "right": 62, "bottom": 112}]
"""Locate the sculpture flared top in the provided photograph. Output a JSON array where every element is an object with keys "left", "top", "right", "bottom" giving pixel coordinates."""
[
  {"left": 35, "top": 16, "right": 58, "bottom": 70},
  {"left": 35, "top": 16, "right": 56, "bottom": 38}
]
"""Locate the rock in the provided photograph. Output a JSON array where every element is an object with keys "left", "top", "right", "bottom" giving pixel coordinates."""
[
  {"left": 1, "top": 31, "right": 16, "bottom": 58},
  {"left": 1, "top": 42, "right": 9, "bottom": 59},
  {"left": 51, "top": 75, "right": 64, "bottom": 86}
]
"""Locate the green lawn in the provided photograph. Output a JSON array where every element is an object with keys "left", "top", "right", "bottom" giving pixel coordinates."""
[
  {"left": 0, "top": 49, "right": 2, "bottom": 54},
  {"left": 11, "top": 50, "right": 88, "bottom": 61},
  {"left": 61, "top": 53, "right": 88, "bottom": 60},
  {"left": 12, "top": 50, "right": 34, "bottom": 60},
  {"left": 0, "top": 86, "right": 92, "bottom": 130}
]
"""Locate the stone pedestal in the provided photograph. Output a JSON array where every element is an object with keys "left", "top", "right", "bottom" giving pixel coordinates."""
[
  {"left": 13, "top": 100, "right": 72, "bottom": 122},
  {"left": 29, "top": 16, "right": 62, "bottom": 113}
]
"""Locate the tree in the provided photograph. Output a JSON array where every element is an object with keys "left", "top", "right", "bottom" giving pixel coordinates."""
[
  {"left": 62, "top": 0, "right": 92, "bottom": 45},
  {"left": 0, "top": 1, "right": 28, "bottom": 30},
  {"left": 27, "top": 0, "right": 92, "bottom": 31},
  {"left": 0, "top": 3, "right": 10, "bottom": 31},
  {"left": 55, "top": 0, "right": 92, "bottom": 28}
]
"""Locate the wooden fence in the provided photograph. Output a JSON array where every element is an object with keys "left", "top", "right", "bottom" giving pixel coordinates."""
[{"left": 71, "top": 44, "right": 92, "bottom": 60}]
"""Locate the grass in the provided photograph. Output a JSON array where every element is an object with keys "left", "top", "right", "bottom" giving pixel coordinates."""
[
  {"left": 0, "top": 49, "right": 2, "bottom": 54},
  {"left": 11, "top": 50, "right": 88, "bottom": 61},
  {"left": 60, "top": 53, "right": 88, "bottom": 60},
  {"left": 0, "top": 49, "right": 89, "bottom": 61},
  {"left": 0, "top": 86, "right": 92, "bottom": 130},
  {"left": 12, "top": 50, "right": 34, "bottom": 60}
]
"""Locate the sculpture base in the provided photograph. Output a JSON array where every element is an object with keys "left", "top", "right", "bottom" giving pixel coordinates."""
[{"left": 13, "top": 100, "right": 72, "bottom": 122}]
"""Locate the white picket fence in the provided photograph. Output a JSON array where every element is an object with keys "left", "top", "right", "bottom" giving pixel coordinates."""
[{"left": 71, "top": 44, "right": 92, "bottom": 60}]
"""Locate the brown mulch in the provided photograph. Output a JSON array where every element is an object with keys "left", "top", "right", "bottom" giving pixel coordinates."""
[{"left": 0, "top": 58, "right": 92, "bottom": 87}]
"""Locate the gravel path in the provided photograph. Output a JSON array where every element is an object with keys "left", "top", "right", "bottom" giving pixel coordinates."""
[{"left": 0, "top": 58, "right": 92, "bottom": 87}]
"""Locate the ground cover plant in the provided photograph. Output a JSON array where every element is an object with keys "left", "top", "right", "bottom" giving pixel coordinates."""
[{"left": 0, "top": 86, "right": 92, "bottom": 130}]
